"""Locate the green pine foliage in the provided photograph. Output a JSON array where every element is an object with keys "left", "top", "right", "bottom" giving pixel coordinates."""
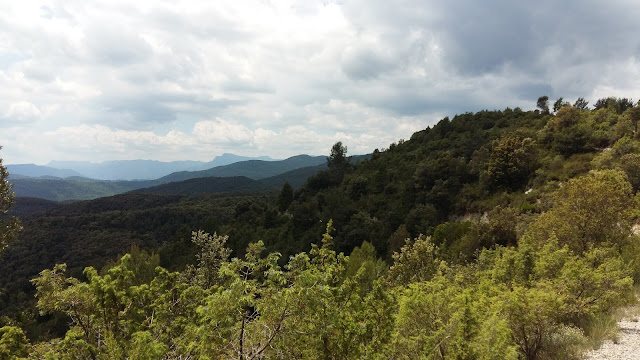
[
  {"left": 0, "top": 147, "right": 21, "bottom": 258},
  {"left": 3, "top": 98, "right": 640, "bottom": 358}
]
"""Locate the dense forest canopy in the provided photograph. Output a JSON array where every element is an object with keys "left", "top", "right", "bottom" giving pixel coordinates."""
[{"left": 2, "top": 97, "right": 640, "bottom": 359}]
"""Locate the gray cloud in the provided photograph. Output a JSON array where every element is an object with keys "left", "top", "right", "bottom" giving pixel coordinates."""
[
  {"left": 342, "top": 0, "right": 640, "bottom": 96},
  {"left": 86, "top": 25, "right": 153, "bottom": 66},
  {"left": 342, "top": 47, "right": 395, "bottom": 80},
  {"left": 1, "top": 0, "right": 640, "bottom": 164}
]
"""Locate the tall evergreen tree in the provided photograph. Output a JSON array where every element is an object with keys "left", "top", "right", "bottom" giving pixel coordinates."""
[
  {"left": 277, "top": 182, "right": 294, "bottom": 212},
  {"left": 0, "top": 146, "right": 21, "bottom": 258}
]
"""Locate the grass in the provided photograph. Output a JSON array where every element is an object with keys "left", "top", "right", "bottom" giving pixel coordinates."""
[
  {"left": 584, "top": 288, "right": 640, "bottom": 349},
  {"left": 584, "top": 313, "right": 620, "bottom": 348}
]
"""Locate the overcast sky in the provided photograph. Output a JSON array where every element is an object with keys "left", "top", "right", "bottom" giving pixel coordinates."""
[{"left": 1, "top": 0, "right": 640, "bottom": 164}]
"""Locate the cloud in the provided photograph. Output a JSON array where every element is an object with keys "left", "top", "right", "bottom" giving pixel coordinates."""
[
  {"left": 1, "top": 0, "right": 640, "bottom": 164},
  {"left": 341, "top": 46, "right": 395, "bottom": 80},
  {"left": 193, "top": 119, "right": 254, "bottom": 145},
  {"left": 2, "top": 101, "right": 42, "bottom": 125}
]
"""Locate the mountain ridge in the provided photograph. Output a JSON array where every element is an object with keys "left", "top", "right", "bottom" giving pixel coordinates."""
[
  {"left": 43, "top": 153, "right": 278, "bottom": 180},
  {"left": 9, "top": 154, "right": 333, "bottom": 201}
]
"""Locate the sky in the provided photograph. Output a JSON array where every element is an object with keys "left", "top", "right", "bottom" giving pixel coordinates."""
[{"left": 1, "top": 0, "right": 640, "bottom": 165}]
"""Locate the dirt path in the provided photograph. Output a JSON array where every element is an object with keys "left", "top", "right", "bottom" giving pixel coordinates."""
[{"left": 584, "top": 316, "right": 640, "bottom": 360}]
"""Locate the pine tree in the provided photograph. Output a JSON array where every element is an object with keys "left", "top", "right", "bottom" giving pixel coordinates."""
[{"left": 0, "top": 146, "right": 21, "bottom": 258}]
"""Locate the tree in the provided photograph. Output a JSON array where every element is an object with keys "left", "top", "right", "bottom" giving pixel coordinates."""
[
  {"left": 594, "top": 97, "right": 635, "bottom": 114},
  {"left": 526, "top": 170, "right": 637, "bottom": 254},
  {"left": 573, "top": 97, "right": 589, "bottom": 110},
  {"left": 485, "top": 134, "right": 538, "bottom": 190},
  {"left": 0, "top": 146, "right": 21, "bottom": 258},
  {"left": 327, "top": 141, "right": 349, "bottom": 171},
  {"left": 388, "top": 235, "right": 442, "bottom": 286},
  {"left": 626, "top": 105, "right": 640, "bottom": 134},
  {"left": 594, "top": 97, "right": 615, "bottom": 111},
  {"left": 0, "top": 326, "right": 30, "bottom": 359},
  {"left": 553, "top": 97, "right": 569, "bottom": 113},
  {"left": 536, "top": 96, "right": 550, "bottom": 114},
  {"left": 618, "top": 98, "right": 635, "bottom": 113},
  {"left": 276, "top": 182, "right": 294, "bottom": 212}
]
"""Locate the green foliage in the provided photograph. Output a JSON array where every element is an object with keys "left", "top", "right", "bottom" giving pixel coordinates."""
[
  {"left": 526, "top": 170, "right": 637, "bottom": 253},
  {"left": 5, "top": 101, "right": 640, "bottom": 358},
  {"left": 390, "top": 268, "right": 520, "bottom": 360},
  {"left": 542, "top": 106, "right": 607, "bottom": 156},
  {"left": 537, "top": 96, "right": 550, "bottom": 114},
  {"left": 474, "top": 236, "right": 633, "bottom": 360},
  {"left": 486, "top": 134, "right": 538, "bottom": 190},
  {"left": 327, "top": 141, "right": 350, "bottom": 172},
  {"left": 344, "top": 241, "right": 387, "bottom": 290},
  {"left": 276, "top": 182, "right": 294, "bottom": 212},
  {"left": 0, "top": 148, "right": 21, "bottom": 258},
  {"left": 388, "top": 235, "right": 442, "bottom": 286},
  {"left": 0, "top": 326, "right": 29, "bottom": 359},
  {"left": 181, "top": 230, "right": 231, "bottom": 288},
  {"left": 553, "top": 97, "right": 570, "bottom": 113},
  {"left": 573, "top": 97, "right": 589, "bottom": 111},
  {"left": 592, "top": 136, "right": 640, "bottom": 191},
  {"left": 136, "top": 176, "right": 275, "bottom": 196},
  {"left": 594, "top": 97, "right": 635, "bottom": 114},
  {"left": 7, "top": 188, "right": 640, "bottom": 360}
]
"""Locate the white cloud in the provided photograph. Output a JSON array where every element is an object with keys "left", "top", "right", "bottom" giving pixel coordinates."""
[
  {"left": 3, "top": 101, "right": 42, "bottom": 125},
  {"left": 193, "top": 119, "right": 254, "bottom": 145},
  {"left": 1, "top": 0, "right": 640, "bottom": 164}
]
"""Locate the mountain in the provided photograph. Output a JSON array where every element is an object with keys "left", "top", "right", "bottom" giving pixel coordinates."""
[
  {"left": 11, "top": 154, "right": 327, "bottom": 201},
  {"left": 46, "top": 154, "right": 276, "bottom": 180},
  {"left": 0, "top": 191, "right": 255, "bottom": 315},
  {"left": 135, "top": 176, "right": 275, "bottom": 196},
  {"left": 10, "top": 177, "right": 154, "bottom": 201},
  {"left": 203, "top": 153, "right": 274, "bottom": 169},
  {"left": 9, "top": 154, "right": 364, "bottom": 201},
  {"left": 11, "top": 197, "right": 61, "bottom": 217},
  {"left": 46, "top": 159, "right": 207, "bottom": 180},
  {"left": 7, "top": 164, "right": 83, "bottom": 178},
  {"left": 159, "top": 155, "right": 327, "bottom": 183},
  {"left": 259, "top": 164, "right": 328, "bottom": 189},
  {"left": 5, "top": 100, "right": 640, "bottom": 358}
]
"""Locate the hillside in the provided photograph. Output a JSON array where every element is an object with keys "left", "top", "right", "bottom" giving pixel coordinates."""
[
  {"left": 7, "top": 102, "right": 636, "bottom": 288},
  {"left": 6, "top": 164, "right": 82, "bottom": 178},
  {"left": 9, "top": 177, "right": 153, "bottom": 201},
  {"left": 134, "top": 176, "right": 276, "bottom": 195},
  {"left": 259, "top": 163, "right": 328, "bottom": 189},
  {"left": 45, "top": 153, "right": 275, "bottom": 180},
  {"left": 257, "top": 154, "right": 371, "bottom": 189},
  {"left": 0, "top": 192, "right": 266, "bottom": 315},
  {"left": 11, "top": 197, "right": 61, "bottom": 217},
  {"left": 9, "top": 155, "right": 328, "bottom": 201},
  {"left": 3, "top": 99, "right": 640, "bottom": 359},
  {"left": 159, "top": 154, "right": 327, "bottom": 182}
]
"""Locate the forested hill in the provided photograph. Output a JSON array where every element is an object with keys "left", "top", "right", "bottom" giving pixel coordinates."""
[
  {"left": 134, "top": 176, "right": 275, "bottom": 195},
  {"left": 8, "top": 154, "right": 330, "bottom": 201},
  {"left": 3, "top": 98, "right": 640, "bottom": 359},
  {"left": 223, "top": 106, "right": 551, "bottom": 257},
  {"left": 224, "top": 98, "right": 640, "bottom": 260},
  {"left": 158, "top": 154, "right": 327, "bottom": 182}
]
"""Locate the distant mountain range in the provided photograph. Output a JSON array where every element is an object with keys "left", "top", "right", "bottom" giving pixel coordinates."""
[
  {"left": 9, "top": 153, "right": 275, "bottom": 181},
  {"left": 6, "top": 164, "right": 83, "bottom": 178},
  {"left": 8, "top": 153, "right": 371, "bottom": 202},
  {"left": 9, "top": 155, "right": 332, "bottom": 201},
  {"left": 158, "top": 155, "right": 327, "bottom": 182}
]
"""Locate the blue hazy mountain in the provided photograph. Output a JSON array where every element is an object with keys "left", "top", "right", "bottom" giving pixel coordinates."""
[
  {"left": 45, "top": 153, "right": 276, "bottom": 180},
  {"left": 7, "top": 164, "right": 83, "bottom": 178},
  {"left": 10, "top": 154, "right": 327, "bottom": 201},
  {"left": 158, "top": 155, "right": 326, "bottom": 183}
]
